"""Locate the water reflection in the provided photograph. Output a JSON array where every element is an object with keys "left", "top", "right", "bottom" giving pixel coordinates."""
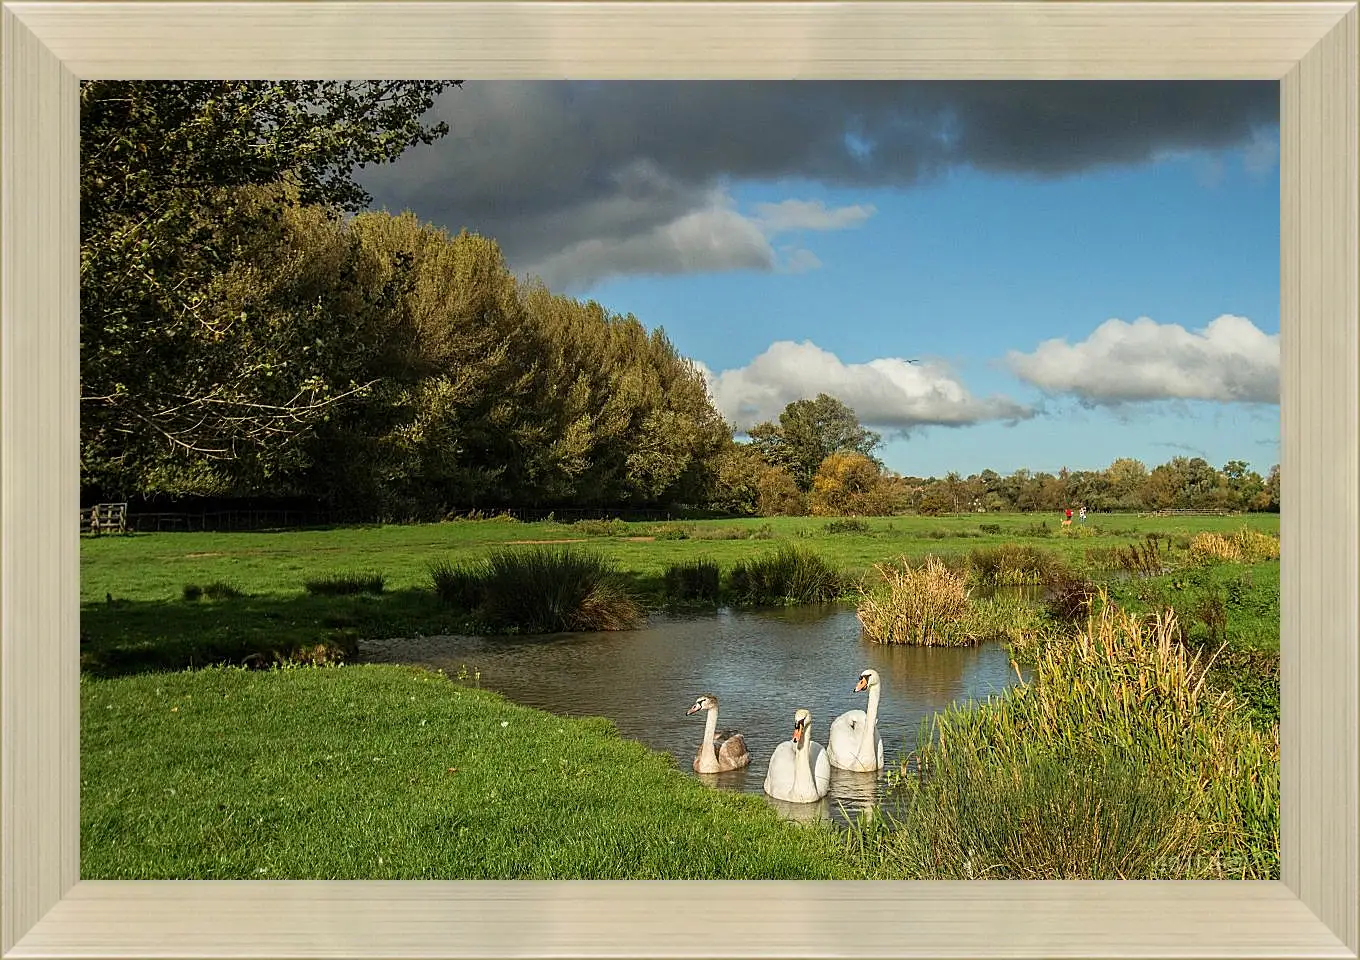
[{"left": 361, "top": 605, "right": 1027, "bottom": 825}]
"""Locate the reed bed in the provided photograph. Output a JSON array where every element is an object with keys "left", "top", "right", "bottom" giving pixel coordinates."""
[
  {"left": 856, "top": 555, "right": 977, "bottom": 647},
  {"left": 893, "top": 598, "right": 1279, "bottom": 878},
  {"left": 1190, "top": 528, "right": 1280, "bottom": 565}
]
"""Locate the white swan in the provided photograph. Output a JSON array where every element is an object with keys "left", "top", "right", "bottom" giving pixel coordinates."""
[
  {"left": 763, "top": 708, "right": 831, "bottom": 803},
  {"left": 827, "top": 668, "right": 885, "bottom": 772},
  {"left": 686, "top": 694, "right": 750, "bottom": 773}
]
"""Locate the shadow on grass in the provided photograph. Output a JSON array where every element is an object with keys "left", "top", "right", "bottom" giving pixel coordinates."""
[
  {"left": 83, "top": 569, "right": 675, "bottom": 679},
  {"left": 81, "top": 588, "right": 478, "bottom": 679}
]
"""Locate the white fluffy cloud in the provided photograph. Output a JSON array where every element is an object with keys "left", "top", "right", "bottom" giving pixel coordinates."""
[
  {"left": 525, "top": 191, "right": 876, "bottom": 290},
  {"left": 693, "top": 340, "right": 1034, "bottom": 432},
  {"left": 1003, "top": 314, "right": 1278, "bottom": 404}
]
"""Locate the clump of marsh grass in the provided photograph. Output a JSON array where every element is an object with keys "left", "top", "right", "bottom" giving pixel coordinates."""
[
  {"left": 823, "top": 517, "right": 871, "bottom": 534},
  {"left": 183, "top": 581, "right": 243, "bottom": 602},
  {"left": 967, "top": 544, "right": 1066, "bottom": 586},
  {"left": 1188, "top": 527, "right": 1278, "bottom": 566},
  {"left": 856, "top": 555, "right": 977, "bottom": 647},
  {"left": 429, "top": 558, "right": 488, "bottom": 611},
  {"left": 966, "top": 593, "right": 1051, "bottom": 653},
  {"left": 571, "top": 518, "right": 632, "bottom": 537},
  {"left": 663, "top": 559, "right": 721, "bottom": 605},
  {"left": 1232, "top": 527, "right": 1281, "bottom": 562},
  {"left": 871, "top": 746, "right": 1193, "bottom": 879},
  {"left": 690, "top": 523, "right": 775, "bottom": 542},
  {"left": 727, "top": 545, "right": 843, "bottom": 605},
  {"left": 303, "top": 572, "right": 385, "bottom": 596},
  {"left": 897, "top": 599, "right": 1279, "bottom": 878},
  {"left": 477, "top": 547, "right": 643, "bottom": 633},
  {"left": 1189, "top": 532, "right": 1241, "bottom": 565}
]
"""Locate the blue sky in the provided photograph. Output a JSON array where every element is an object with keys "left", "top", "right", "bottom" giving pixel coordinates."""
[{"left": 362, "top": 81, "right": 1281, "bottom": 479}]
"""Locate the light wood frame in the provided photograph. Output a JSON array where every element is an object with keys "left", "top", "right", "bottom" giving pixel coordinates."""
[{"left": 2, "top": 2, "right": 1356, "bottom": 957}]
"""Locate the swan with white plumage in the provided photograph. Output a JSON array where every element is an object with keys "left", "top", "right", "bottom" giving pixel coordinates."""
[
  {"left": 763, "top": 708, "right": 831, "bottom": 803},
  {"left": 827, "top": 668, "right": 885, "bottom": 772}
]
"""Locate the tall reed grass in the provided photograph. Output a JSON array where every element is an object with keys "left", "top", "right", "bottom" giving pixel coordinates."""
[
  {"left": 663, "top": 559, "right": 721, "bottom": 605},
  {"left": 967, "top": 544, "right": 1066, "bottom": 586},
  {"left": 856, "top": 556, "right": 976, "bottom": 647},
  {"left": 432, "top": 548, "right": 643, "bottom": 633},
  {"left": 1189, "top": 528, "right": 1281, "bottom": 565},
  {"left": 726, "top": 546, "right": 843, "bottom": 605},
  {"left": 895, "top": 598, "right": 1279, "bottom": 878}
]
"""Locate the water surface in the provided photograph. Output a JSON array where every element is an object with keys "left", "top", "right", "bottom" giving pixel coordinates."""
[{"left": 362, "top": 605, "right": 1025, "bottom": 824}]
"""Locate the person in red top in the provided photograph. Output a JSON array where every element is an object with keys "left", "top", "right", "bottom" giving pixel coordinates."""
[{"left": 1065, "top": 507, "right": 1073, "bottom": 522}]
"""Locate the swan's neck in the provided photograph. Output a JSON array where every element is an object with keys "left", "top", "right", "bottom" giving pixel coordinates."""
[
  {"left": 862, "top": 685, "right": 881, "bottom": 744},
  {"left": 702, "top": 707, "right": 718, "bottom": 747},
  {"left": 796, "top": 729, "right": 813, "bottom": 772}
]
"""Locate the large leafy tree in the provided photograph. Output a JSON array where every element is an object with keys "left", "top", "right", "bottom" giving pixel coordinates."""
[
  {"left": 80, "top": 80, "right": 459, "bottom": 494},
  {"left": 748, "top": 393, "right": 882, "bottom": 491}
]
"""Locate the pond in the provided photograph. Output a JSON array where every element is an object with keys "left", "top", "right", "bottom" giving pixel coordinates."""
[{"left": 361, "top": 604, "right": 1027, "bottom": 826}]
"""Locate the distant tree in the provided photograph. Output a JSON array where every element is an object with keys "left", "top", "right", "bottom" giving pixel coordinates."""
[
  {"left": 748, "top": 394, "right": 881, "bottom": 491},
  {"left": 1256, "top": 464, "right": 1281, "bottom": 512},
  {"left": 756, "top": 465, "right": 807, "bottom": 517},
  {"left": 809, "top": 451, "right": 896, "bottom": 516},
  {"left": 708, "top": 442, "right": 767, "bottom": 515}
]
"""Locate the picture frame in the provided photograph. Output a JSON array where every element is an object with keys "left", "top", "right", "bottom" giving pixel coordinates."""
[{"left": 2, "top": 2, "right": 1356, "bottom": 957}]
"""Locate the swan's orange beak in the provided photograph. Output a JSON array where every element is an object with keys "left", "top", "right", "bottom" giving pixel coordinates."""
[
  {"left": 792, "top": 721, "right": 804, "bottom": 743},
  {"left": 686, "top": 703, "right": 701, "bottom": 716},
  {"left": 855, "top": 677, "right": 869, "bottom": 692}
]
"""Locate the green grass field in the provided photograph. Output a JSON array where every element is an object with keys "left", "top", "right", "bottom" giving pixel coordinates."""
[{"left": 80, "top": 511, "right": 1281, "bottom": 879}]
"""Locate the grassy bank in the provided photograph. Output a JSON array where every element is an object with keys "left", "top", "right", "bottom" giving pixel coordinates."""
[
  {"left": 82, "top": 664, "right": 862, "bottom": 879},
  {"left": 80, "top": 512, "right": 1280, "bottom": 879}
]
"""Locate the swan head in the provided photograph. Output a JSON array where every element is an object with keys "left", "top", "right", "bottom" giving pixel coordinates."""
[
  {"left": 791, "top": 708, "right": 812, "bottom": 744},
  {"left": 686, "top": 694, "right": 718, "bottom": 716},
  {"left": 855, "top": 669, "right": 881, "bottom": 693}
]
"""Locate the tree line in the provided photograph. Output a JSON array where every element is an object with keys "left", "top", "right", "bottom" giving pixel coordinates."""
[{"left": 81, "top": 81, "right": 1280, "bottom": 521}]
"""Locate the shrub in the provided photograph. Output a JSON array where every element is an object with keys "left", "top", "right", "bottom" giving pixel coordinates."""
[
  {"left": 663, "top": 560, "right": 721, "bottom": 605},
  {"left": 823, "top": 517, "right": 871, "bottom": 534},
  {"left": 429, "top": 558, "right": 489, "bottom": 611},
  {"left": 856, "top": 555, "right": 977, "bottom": 647},
  {"left": 978, "top": 523, "right": 1001, "bottom": 535},
  {"left": 303, "top": 572, "right": 385, "bottom": 596},
  {"left": 1019, "top": 521, "right": 1053, "bottom": 538},
  {"left": 727, "top": 546, "right": 843, "bottom": 606},
  {"left": 1045, "top": 577, "right": 1099, "bottom": 623},
  {"left": 477, "top": 547, "right": 643, "bottom": 633},
  {"left": 182, "top": 584, "right": 203, "bottom": 602}
]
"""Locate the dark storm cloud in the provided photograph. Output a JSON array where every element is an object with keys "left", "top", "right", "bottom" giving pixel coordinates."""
[{"left": 358, "top": 80, "right": 1277, "bottom": 289}]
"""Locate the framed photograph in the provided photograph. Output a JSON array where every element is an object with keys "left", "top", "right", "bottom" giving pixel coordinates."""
[{"left": 3, "top": 2, "right": 1356, "bottom": 958}]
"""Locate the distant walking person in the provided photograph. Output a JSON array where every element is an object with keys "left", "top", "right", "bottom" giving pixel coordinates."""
[
  {"left": 1079, "top": 506, "right": 1087, "bottom": 522},
  {"left": 1063, "top": 507, "right": 1073, "bottom": 528}
]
